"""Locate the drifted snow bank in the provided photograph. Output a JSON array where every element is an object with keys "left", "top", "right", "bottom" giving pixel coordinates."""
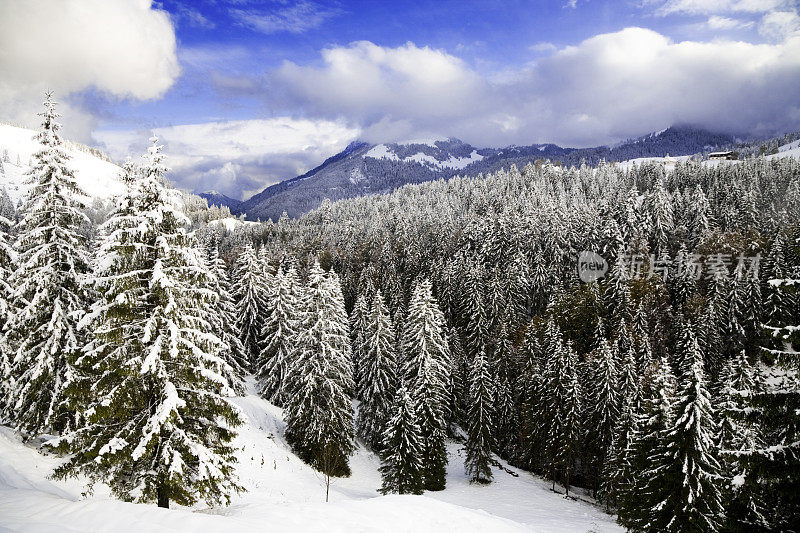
[{"left": 0, "top": 389, "right": 621, "bottom": 532}]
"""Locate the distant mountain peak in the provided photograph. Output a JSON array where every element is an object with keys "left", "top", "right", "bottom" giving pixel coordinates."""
[{"left": 234, "top": 123, "right": 746, "bottom": 222}]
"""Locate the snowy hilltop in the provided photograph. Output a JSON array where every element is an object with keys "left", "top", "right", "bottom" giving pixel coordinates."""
[{"left": 0, "top": 122, "right": 125, "bottom": 204}]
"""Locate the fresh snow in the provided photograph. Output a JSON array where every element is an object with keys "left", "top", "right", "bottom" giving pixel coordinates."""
[
  {"left": 0, "top": 382, "right": 622, "bottom": 532},
  {"left": 614, "top": 155, "right": 691, "bottom": 172},
  {"left": 0, "top": 123, "right": 125, "bottom": 203},
  {"left": 767, "top": 140, "right": 800, "bottom": 161},
  {"left": 365, "top": 144, "right": 484, "bottom": 171},
  {"left": 207, "top": 217, "right": 261, "bottom": 231}
]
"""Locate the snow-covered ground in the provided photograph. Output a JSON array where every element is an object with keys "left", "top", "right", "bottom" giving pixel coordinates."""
[
  {"left": 0, "top": 123, "right": 125, "bottom": 203},
  {"left": 767, "top": 139, "right": 800, "bottom": 161},
  {"left": 365, "top": 143, "right": 484, "bottom": 171},
  {"left": 614, "top": 155, "right": 691, "bottom": 172},
  {"left": 207, "top": 217, "right": 261, "bottom": 231},
  {"left": 0, "top": 383, "right": 621, "bottom": 532}
]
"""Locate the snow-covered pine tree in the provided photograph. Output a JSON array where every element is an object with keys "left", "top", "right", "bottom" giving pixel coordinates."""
[
  {"left": 350, "top": 292, "right": 370, "bottom": 399},
  {"left": 584, "top": 338, "right": 619, "bottom": 494},
  {"left": 233, "top": 242, "right": 267, "bottom": 365},
  {"left": 618, "top": 357, "right": 676, "bottom": 530},
  {"left": 448, "top": 326, "right": 470, "bottom": 428},
  {"left": 600, "top": 388, "right": 639, "bottom": 510},
  {"left": 356, "top": 290, "right": 398, "bottom": 452},
  {"left": 645, "top": 333, "right": 724, "bottom": 533},
  {"left": 0, "top": 186, "right": 15, "bottom": 221},
  {"left": 743, "top": 258, "right": 800, "bottom": 531},
  {"left": 604, "top": 248, "right": 633, "bottom": 335},
  {"left": 491, "top": 323, "right": 519, "bottom": 459},
  {"left": 649, "top": 175, "right": 674, "bottom": 256},
  {"left": 379, "top": 386, "right": 424, "bottom": 495},
  {"left": 205, "top": 245, "right": 248, "bottom": 391},
  {"left": 284, "top": 261, "right": 355, "bottom": 477},
  {"left": 2, "top": 93, "right": 89, "bottom": 435},
  {"left": 465, "top": 349, "right": 494, "bottom": 484},
  {"left": 0, "top": 210, "right": 15, "bottom": 411},
  {"left": 52, "top": 137, "right": 242, "bottom": 509},
  {"left": 687, "top": 184, "right": 712, "bottom": 249},
  {"left": 461, "top": 263, "right": 489, "bottom": 357},
  {"left": 717, "top": 351, "right": 768, "bottom": 532},
  {"left": 402, "top": 278, "right": 451, "bottom": 491},
  {"left": 256, "top": 265, "right": 301, "bottom": 406},
  {"left": 545, "top": 335, "right": 582, "bottom": 496}
]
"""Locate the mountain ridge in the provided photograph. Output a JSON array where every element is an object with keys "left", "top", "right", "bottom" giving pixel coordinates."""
[{"left": 232, "top": 125, "right": 740, "bottom": 221}]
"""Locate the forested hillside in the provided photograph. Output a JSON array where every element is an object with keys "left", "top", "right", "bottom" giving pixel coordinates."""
[
  {"left": 236, "top": 126, "right": 745, "bottom": 221},
  {"left": 222, "top": 154, "right": 800, "bottom": 531},
  {"left": 2, "top": 96, "right": 799, "bottom": 532}
]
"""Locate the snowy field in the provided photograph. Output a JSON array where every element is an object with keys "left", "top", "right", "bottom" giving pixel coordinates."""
[
  {"left": 0, "top": 382, "right": 621, "bottom": 533},
  {"left": 0, "top": 123, "right": 125, "bottom": 203}
]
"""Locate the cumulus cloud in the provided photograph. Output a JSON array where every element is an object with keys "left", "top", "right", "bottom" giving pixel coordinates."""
[
  {"left": 0, "top": 0, "right": 179, "bottom": 140},
  {"left": 95, "top": 118, "right": 360, "bottom": 199},
  {"left": 269, "top": 28, "right": 800, "bottom": 147}
]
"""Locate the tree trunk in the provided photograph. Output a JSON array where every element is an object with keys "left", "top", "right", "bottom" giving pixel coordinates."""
[
  {"left": 326, "top": 474, "right": 330, "bottom": 503},
  {"left": 157, "top": 487, "right": 169, "bottom": 509}
]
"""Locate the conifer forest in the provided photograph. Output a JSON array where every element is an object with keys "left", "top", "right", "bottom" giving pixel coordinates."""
[{"left": 1, "top": 92, "right": 798, "bottom": 532}]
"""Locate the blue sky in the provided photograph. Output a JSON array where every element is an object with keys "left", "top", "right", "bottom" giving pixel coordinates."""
[{"left": 2, "top": 0, "right": 800, "bottom": 199}]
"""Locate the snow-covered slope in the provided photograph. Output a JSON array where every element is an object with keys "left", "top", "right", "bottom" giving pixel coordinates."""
[
  {"left": 0, "top": 123, "right": 125, "bottom": 203},
  {"left": 365, "top": 139, "right": 485, "bottom": 171},
  {"left": 0, "top": 381, "right": 621, "bottom": 532},
  {"left": 767, "top": 139, "right": 800, "bottom": 161},
  {"left": 207, "top": 217, "right": 261, "bottom": 232}
]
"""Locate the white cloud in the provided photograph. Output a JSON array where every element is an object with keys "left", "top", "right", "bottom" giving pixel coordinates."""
[
  {"left": 529, "top": 42, "right": 558, "bottom": 53},
  {"left": 654, "top": 0, "right": 792, "bottom": 16},
  {"left": 95, "top": 118, "right": 360, "bottom": 199},
  {"left": 760, "top": 10, "right": 800, "bottom": 41},
  {"left": 0, "top": 0, "right": 179, "bottom": 141},
  {"left": 231, "top": 1, "right": 342, "bottom": 34},
  {"left": 272, "top": 41, "right": 491, "bottom": 138},
  {"left": 269, "top": 29, "right": 800, "bottom": 148},
  {"left": 706, "top": 15, "right": 754, "bottom": 29}
]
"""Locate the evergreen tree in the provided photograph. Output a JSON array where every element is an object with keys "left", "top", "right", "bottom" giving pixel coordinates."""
[
  {"left": 205, "top": 246, "right": 248, "bottom": 391},
  {"left": 350, "top": 293, "right": 370, "bottom": 399},
  {"left": 619, "top": 357, "right": 676, "bottom": 530},
  {"left": 743, "top": 264, "right": 800, "bottom": 531},
  {"left": 545, "top": 335, "right": 582, "bottom": 496},
  {"left": 649, "top": 176, "right": 675, "bottom": 256},
  {"left": 233, "top": 242, "right": 267, "bottom": 365},
  {"left": 256, "top": 265, "right": 301, "bottom": 406},
  {"left": 379, "top": 386, "right": 424, "bottom": 495},
  {"left": 0, "top": 211, "right": 15, "bottom": 410},
  {"left": 465, "top": 350, "right": 494, "bottom": 484},
  {"left": 3, "top": 93, "right": 89, "bottom": 435},
  {"left": 284, "top": 262, "right": 355, "bottom": 477},
  {"left": 601, "top": 390, "right": 639, "bottom": 509},
  {"left": 356, "top": 290, "right": 398, "bottom": 451},
  {"left": 401, "top": 278, "right": 451, "bottom": 491},
  {"left": 717, "top": 351, "right": 768, "bottom": 532},
  {"left": 645, "top": 334, "right": 724, "bottom": 533},
  {"left": 585, "top": 338, "right": 618, "bottom": 494},
  {"left": 491, "top": 323, "right": 519, "bottom": 458},
  {"left": 52, "top": 137, "right": 241, "bottom": 509}
]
